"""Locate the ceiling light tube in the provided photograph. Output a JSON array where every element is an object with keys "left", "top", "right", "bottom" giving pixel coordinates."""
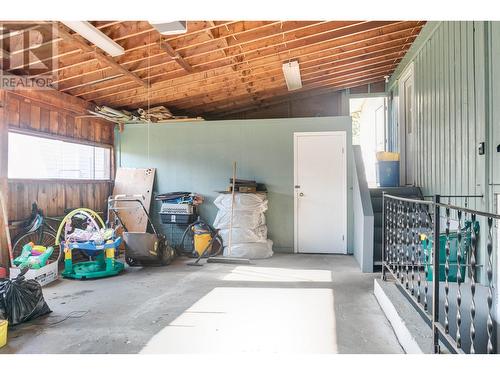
[
  {"left": 282, "top": 60, "right": 302, "bottom": 91},
  {"left": 61, "top": 21, "right": 124, "bottom": 57}
]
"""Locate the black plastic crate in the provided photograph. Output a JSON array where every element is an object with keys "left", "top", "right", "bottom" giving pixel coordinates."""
[{"left": 160, "top": 213, "right": 195, "bottom": 224}]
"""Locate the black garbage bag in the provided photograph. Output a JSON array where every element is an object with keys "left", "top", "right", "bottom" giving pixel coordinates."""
[{"left": 0, "top": 268, "right": 51, "bottom": 325}]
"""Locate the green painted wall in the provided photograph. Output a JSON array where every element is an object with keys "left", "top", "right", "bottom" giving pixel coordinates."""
[
  {"left": 116, "top": 117, "right": 353, "bottom": 253},
  {"left": 388, "top": 21, "right": 495, "bottom": 213},
  {"left": 388, "top": 21, "right": 500, "bottom": 286}
]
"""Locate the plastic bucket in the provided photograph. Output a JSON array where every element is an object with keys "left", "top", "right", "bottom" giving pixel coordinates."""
[
  {"left": 0, "top": 320, "right": 7, "bottom": 348},
  {"left": 376, "top": 161, "right": 400, "bottom": 187}
]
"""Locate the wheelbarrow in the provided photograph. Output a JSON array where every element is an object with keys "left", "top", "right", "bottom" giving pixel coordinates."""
[{"left": 107, "top": 195, "right": 175, "bottom": 267}]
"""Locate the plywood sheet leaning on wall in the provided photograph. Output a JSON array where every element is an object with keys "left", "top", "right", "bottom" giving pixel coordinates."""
[{"left": 112, "top": 168, "right": 155, "bottom": 232}]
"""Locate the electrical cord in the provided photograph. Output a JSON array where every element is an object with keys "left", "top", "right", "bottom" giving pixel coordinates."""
[{"left": 45, "top": 310, "right": 89, "bottom": 326}]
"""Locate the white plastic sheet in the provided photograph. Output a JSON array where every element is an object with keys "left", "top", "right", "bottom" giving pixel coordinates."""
[
  {"left": 214, "top": 193, "right": 268, "bottom": 212},
  {"left": 218, "top": 225, "right": 268, "bottom": 244},
  {"left": 223, "top": 240, "right": 273, "bottom": 259},
  {"left": 213, "top": 210, "right": 265, "bottom": 230},
  {"left": 213, "top": 192, "right": 273, "bottom": 259}
]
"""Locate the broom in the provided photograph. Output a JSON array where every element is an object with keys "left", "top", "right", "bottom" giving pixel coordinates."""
[{"left": 207, "top": 161, "right": 250, "bottom": 265}]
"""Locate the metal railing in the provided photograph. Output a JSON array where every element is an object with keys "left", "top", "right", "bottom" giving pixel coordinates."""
[{"left": 382, "top": 193, "right": 498, "bottom": 354}]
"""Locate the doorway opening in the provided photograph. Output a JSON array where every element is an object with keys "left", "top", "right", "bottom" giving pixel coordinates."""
[{"left": 350, "top": 96, "right": 388, "bottom": 188}]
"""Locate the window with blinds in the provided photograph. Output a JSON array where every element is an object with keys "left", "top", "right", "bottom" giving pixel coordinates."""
[{"left": 8, "top": 132, "right": 111, "bottom": 180}]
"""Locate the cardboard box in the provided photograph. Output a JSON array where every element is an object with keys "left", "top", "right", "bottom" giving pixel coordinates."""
[{"left": 10, "top": 261, "right": 58, "bottom": 287}]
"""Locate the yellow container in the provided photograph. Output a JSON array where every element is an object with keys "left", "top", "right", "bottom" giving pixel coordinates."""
[
  {"left": 0, "top": 319, "right": 7, "bottom": 348},
  {"left": 376, "top": 151, "right": 400, "bottom": 161},
  {"left": 194, "top": 233, "right": 212, "bottom": 256}
]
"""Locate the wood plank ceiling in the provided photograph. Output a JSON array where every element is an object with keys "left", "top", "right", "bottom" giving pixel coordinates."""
[{"left": 4, "top": 21, "right": 425, "bottom": 117}]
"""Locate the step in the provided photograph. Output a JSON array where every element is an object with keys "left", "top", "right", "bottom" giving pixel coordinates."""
[
  {"left": 369, "top": 186, "right": 422, "bottom": 198},
  {"left": 371, "top": 196, "right": 383, "bottom": 213}
]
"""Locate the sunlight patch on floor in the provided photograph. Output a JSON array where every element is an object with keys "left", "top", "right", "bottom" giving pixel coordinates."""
[
  {"left": 222, "top": 266, "right": 332, "bottom": 282},
  {"left": 141, "top": 287, "right": 337, "bottom": 353}
]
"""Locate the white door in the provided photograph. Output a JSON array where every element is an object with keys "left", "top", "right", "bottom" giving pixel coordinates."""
[{"left": 294, "top": 131, "right": 347, "bottom": 254}]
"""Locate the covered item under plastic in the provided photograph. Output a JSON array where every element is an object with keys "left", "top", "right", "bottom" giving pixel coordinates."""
[
  {"left": 213, "top": 191, "right": 273, "bottom": 259},
  {"left": 218, "top": 225, "right": 268, "bottom": 244},
  {"left": 213, "top": 210, "right": 266, "bottom": 230},
  {"left": 0, "top": 268, "right": 51, "bottom": 325},
  {"left": 214, "top": 193, "right": 268, "bottom": 212},
  {"left": 224, "top": 240, "right": 273, "bottom": 259}
]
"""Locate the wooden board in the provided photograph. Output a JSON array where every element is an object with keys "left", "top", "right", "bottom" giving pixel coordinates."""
[
  {"left": 5, "top": 92, "right": 114, "bottom": 145},
  {"left": 112, "top": 168, "right": 155, "bottom": 232}
]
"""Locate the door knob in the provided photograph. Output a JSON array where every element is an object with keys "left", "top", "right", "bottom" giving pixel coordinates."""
[{"left": 299, "top": 192, "right": 304, "bottom": 197}]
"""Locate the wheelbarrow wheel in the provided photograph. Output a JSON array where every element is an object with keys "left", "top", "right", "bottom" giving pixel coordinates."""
[
  {"left": 125, "top": 256, "right": 140, "bottom": 267},
  {"left": 160, "top": 245, "right": 176, "bottom": 266}
]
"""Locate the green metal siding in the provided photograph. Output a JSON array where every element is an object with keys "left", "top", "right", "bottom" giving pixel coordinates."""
[
  {"left": 388, "top": 21, "right": 500, "bottom": 288},
  {"left": 389, "top": 21, "right": 494, "bottom": 212}
]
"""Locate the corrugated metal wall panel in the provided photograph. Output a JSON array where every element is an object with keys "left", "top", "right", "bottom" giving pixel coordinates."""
[{"left": 389, "top": 21, "right": 492, "bottom": 211}]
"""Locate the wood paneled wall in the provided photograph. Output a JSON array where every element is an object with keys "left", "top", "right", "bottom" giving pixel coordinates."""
[
  {"left": 0, "top": 88, "right": 115, "bottom": 266},
  {"left": 6, "top": 91, "right": 114, "bottom": 145},
  {"left": 216, "top": 81, "right": 385, "bottom": 120},
  {"left": 218, "top": 91, "right": 346, "bottom": 120},
  {"left": 8, "top": 180, "right": 112, "bottom": 221}
]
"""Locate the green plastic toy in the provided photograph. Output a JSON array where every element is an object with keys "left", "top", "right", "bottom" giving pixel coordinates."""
[{"left": 13, "top": 243, "right": 54, "bottom": 269}]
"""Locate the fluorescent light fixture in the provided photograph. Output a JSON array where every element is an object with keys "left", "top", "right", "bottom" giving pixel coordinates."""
[
  {"left": 282, "top": 60, "right": 302, "bottom": 91},
  {"left": 150, "top": 21, "right": 187, "bottom": 36},
  {"left": 61, "top": 21, "right": 124, "bottom": 57}
]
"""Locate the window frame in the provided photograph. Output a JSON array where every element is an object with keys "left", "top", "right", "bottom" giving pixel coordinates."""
[{"left": 7, "top": 127, "right": 114, "bottom": 183}]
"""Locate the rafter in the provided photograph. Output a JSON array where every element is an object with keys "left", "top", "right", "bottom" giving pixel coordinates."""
[
  {"left": 86, "top": 27, "right": 419, "bottom": 107},
  {"left": 109, "top": 52, "right": 403, "bottom": 110},
  {"left": 158, "top": 37, "right": 193, "bottom": 72},
  {"left": 184, "top": 73, "right": 390, "bottom": 115},
  {"left": 8, "top": 20, "right": 424, "bottom": 116},
  {"left": 67, "top": 22, "right": 422, "bottom": 101},
  {"left": 55, "top": 24, "right": 149, "bottom": 89}
]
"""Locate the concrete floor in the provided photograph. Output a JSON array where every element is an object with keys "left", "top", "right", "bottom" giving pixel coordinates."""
[{"left": 1, "top": 254, "right": 403, "bottom": 354}]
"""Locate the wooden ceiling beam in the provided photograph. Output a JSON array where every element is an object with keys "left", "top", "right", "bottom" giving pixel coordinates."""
[
  {"left": 55, "top": 25, "right": 149, "bottom": 89},
  {"left": 206, "top": 78, "right": 385, "bottom": 118},
  {"left": 51, "top": 21, "right": 314, "bottom": 79},
  {"left": 21, "top": 21, "right": 416, "bottom": 86},
  {"left": 169, "top": 74, "right": 388, "bottom": 117},
  {"left": 110, "top": 53, "right": 402, "bottom": 110},
  {"left": 72, "top": 23, "right": 421, "bottom": 101},
  {"left": 94, "top": 32, "right": 416, "bottom": 106},
  {"left": 35, "top": 21, "right": 235, "bottom": 68},
  {"left": 178, "top": 21, "right": 327, "bottom": 58},
  {"left": 54, "top": 50, "right": 173, "bottom": 88},
  {"left": 95, "top": 52, "right": 404, "bottom": 110},
  {"left": 175, "top": 21, "right": 280, "bottom": 53},
  {"left": 187, "top": 65, "right": 393, "bottom": 109},
  {"left": 53, "top": 21, "right": 372, "bottom": 92},
  {"left": 206, "top": 20, "right": 237, "bottom": 71},
  {"left": 158, "top": 38, "right": 193, "bottom": 73},
  {"left": 129, "top": 62, "right": 397, "bottom": 111},
  {"left": 162, "top": 21, "right": 239, "bottom": 44},
  {"left": 183, "top": 21, "right": 389, "bottom": 67},
  {"left": 188, "top": 73, "right": 390, "bottom": 115},
  {"left": 55, "top": 21, "right": 330, "bottom": 91}
]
